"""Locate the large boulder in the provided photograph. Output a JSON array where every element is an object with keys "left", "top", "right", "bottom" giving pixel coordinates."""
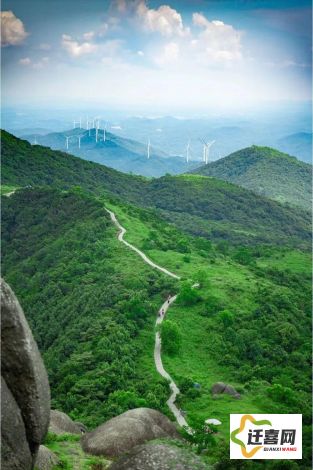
[
  {"left": 108, "top": 441, "right": 210, "bottom": 470},
  {"left": 49, "top": 410, "right": 87, "bottom": 435},
  {"left": 35, "top": 446, "right": 59, "bottom": 470},
  {"left": 1, "top": 377, "right": 33, "bottom": 470},
  {"left": 211, "top": 382, "right": 240, "bottom": 399},
  {"left": 81, "top": 408, "right": 180, "bottom": 458},
  {"left": 1, "top": 279, "right": 51, "bottom": 468}
]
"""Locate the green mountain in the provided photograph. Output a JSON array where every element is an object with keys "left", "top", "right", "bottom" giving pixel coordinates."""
[
  {"left": 22, "top": 128, "right": 195, "bottom": 177},
  {"left": 1, "top": 130, "right": 312, "bottom": 468},
  {"left": 191, "top": 145, "right": 312, "bottom": 210},
  {"left": 2, "top": 131, "right": 310, "bottom": 248}
]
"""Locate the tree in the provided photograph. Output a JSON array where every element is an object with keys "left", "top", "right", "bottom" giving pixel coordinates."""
[
  {"left": 161, "top": 320, "right": 182, "bottom": 356},
  {"left": 177, "top": 281, "right": 201, "bottom": 306}
]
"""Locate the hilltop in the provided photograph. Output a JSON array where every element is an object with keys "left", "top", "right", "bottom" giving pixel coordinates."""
[
  {"left": 22, "top": 128, "right": 195, "bottom": 177},
  {"left": 190, "top": 146, "right": 312, "bottom": 210},
  {"left": 2, "top": 131, "right": 311, "bottom": 248}
]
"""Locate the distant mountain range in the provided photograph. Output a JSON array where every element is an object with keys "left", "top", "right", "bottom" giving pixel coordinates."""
[
  {"left": 276, "top": 132, "right": 312, "bottom": 164},
  {"left": 190, "top": 146, "right": 311, "bottom": 210},
  {"left": 22, "top": 128, "right": 196, "bottom": 177},
  {"left": 2, "top": 131, "right": 310, "bottom": 248}
]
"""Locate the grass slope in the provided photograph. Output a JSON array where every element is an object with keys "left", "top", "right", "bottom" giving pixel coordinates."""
[
  {"left": 191, "top": 145, "right": 312, "bottom": 210},
  {"left": 2, "top": 131, "right": 311, "bottom": 248},
  {"left": 102, "top": 198, "right": 312, "bottom": 469}
]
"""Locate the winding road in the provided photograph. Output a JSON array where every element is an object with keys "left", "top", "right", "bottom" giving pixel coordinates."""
[{"left": 105, "top": 208, "right": 193, "bottom": 432}]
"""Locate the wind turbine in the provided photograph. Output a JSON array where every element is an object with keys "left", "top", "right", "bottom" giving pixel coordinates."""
[
  {"left": 65, "top": 136, "right": 70, "bottom": 150},
  {"left": 200, "top": 139, "right": 215, "bottom": 164},
  {"left": 78, "top": 136, "right": 81, "bottom": 149},
  {"left": 73, "top": 120, "right": 79, "bottom": 129},
  {"left": 147, "top": 139, "right": 151, "bottom": 159},
  {"left": 79, "top": 117, "right": 82, "bottom": 129},
  {"left": 96, "top": 121, "right": 99, "bottom": 143},
  {"left": 205, "top": 140, "right": 215, "bottom": 164},
  {"left": 186, "top": 140, "right": 191, "bottom": 163},
  {"left": 103, "top": 123, "right": 107, "bottom": 142},
  {"left": 34, "top": 136, "right": 38, "bottom": 145}
]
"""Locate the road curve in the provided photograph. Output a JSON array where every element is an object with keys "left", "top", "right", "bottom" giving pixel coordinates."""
[
  {"left": 105, "top": 208, "right": 180, "bottom": 280},
  {"left": 105, "top": 207, "right": 193, "bottom": 431}
]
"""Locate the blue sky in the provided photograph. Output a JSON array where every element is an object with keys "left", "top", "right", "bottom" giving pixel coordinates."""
[{"left": 1, "top": 0, "right": 312, "bottom": 112}]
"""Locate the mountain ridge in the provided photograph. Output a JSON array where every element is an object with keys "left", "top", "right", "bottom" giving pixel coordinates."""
[{"left": 190, "top": 145, "right": 311, "bottom": 210}]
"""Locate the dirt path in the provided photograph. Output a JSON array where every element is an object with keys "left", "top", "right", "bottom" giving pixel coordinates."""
[
  {"left": 105, "top": 208, "right": 193, "bottom": 429},
  {"left": 105, "top": 208, "right": 216, "bottom": 432}
]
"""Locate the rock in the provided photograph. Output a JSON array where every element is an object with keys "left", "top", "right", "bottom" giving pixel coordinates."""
[
  {"left": 35, "top": 445, "right": 59, "bottom": 470},
  {"left": 1, "top": 279, "right": 51, "bottom": 469},
  {"left": 1, "top": 377, "right": 33, "bottom": 470},
  {"left": 81, "top": 408, "right": 180, "bottom": 458},
  {"left": 108, "top": 441, "right": 210, "bottom": 470},
  {"left": 205, "top": 418, "right": 222, "bottom": 426},
  {"left": 49, "top": 410, "right": 86, "bottom": 435},
  {"left": 1, "top": 279, "right": 50, "bottom": 451},
  {"left": 75, "top": 422, "right": 88, "bottom": 434},
  {"left": 211, "top": 382, "right": 240, "bottom": 399}
]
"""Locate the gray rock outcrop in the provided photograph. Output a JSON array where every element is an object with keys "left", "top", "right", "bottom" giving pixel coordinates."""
[
  {"left": 35, "top": 445, "right": 59, "bottom": 470},
  {"left": 108, "top": 441, "right": 210, "bottom": 470},
  {"left": 1, "top": 279, "right": 51, "bottom": 469},
  {"left": 211, "top": 382, "right": 240, "bottom": 399},
  {"left": 81, "top": 408, "right": 180, "bottom": 458},
  {"left": 49, "top": 409, "right": 87, "bottom": 435},
  {"left": 1, "top": 377, "right": 33, "bottom": 470}
]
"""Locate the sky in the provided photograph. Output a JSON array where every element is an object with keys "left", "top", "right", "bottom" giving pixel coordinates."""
[{"left": 1, "top": 0, "right": 312, "bottom": 113}]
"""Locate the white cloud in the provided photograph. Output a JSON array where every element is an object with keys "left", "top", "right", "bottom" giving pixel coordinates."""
[
  {"left": 19, "top": 57, "right": 31, "bottom": 66},
  {"left": 192, "top": 13, "right": 242, "bottom": 63},
  {"left": 136, "top": 2, "right": 188, "bottom": 37},
  {"left": 19, "top": 56, "right": 49, "bottom": 69},
  {"left": 61, "top": 34, "right": 97, "bottom": 57},
  {"left": 154, "top": 41, "right": 180, "bottom": 66},
  {"left": 1, "top": 11, "right": 28, "bottom": 46},
  {"left": 83, "top": 31, "right": 95, "bottom": 41}
]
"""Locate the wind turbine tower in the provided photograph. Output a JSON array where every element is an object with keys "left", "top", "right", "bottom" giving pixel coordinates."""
[
  {"left": 103, "top": 124, "right": 107, "bottom": 142},
  {"left": 186, "top": 140, "right": 190, "bottom": 163},
  {"left": 202, "top": 144, "right": 206, "bottom": 163},
  {"left": 78, "top": 136, "right": 81, "bottom": 149},
  {"left": 147, "top": 139, "right": 151, "bottom": 159},
  {"left": 65, "top": 136, "right": 70, "bottom": 150},
  {"left": 205, "top": 140, "right": 216, "bottom": 164}
]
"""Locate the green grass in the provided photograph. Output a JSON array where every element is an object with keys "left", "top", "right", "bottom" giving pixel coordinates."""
[
  {"left": 0, "top": 184, "right": 18, "bottom": 195},
  {"left": 101, "top": 197, "right": 312, "bottom": 467},
  {"left": 42, "top": 434, "right": 111, "bottom": 469}
]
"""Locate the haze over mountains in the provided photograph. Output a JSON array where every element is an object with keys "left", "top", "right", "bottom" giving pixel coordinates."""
[{"left": 22, "top": 128, "right": 194, "bottom": 177}]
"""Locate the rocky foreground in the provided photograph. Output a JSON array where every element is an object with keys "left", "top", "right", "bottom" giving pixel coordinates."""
[{"left": 1, "top": 279, "right": 211, "bottom": 470}]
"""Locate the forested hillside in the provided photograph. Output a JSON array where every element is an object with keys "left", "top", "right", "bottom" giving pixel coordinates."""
[
  {"left": 191, "top": 146, "right": 312, "bottom": 210},
  {"left": 1, "top": 188, "right": 177, "bottom": 428},
  {"left": 2, "top": 131, "right": 311, "bottom": 248}
]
